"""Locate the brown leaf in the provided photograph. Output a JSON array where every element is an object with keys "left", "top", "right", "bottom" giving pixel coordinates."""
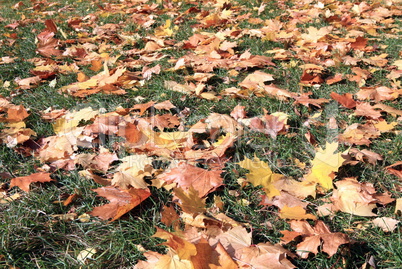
[
  {"left": 37, "top": 31, "right": 62, "bottom": 57},
  {"left": 10, "top": 172, "right": 54, "bottom": 192},
  {"left": 89, "top": 186, "right": 151, "bottom": 221},
  {"left": 161, "top": 205, "right": 180, "bottom": 229},
  {"left": 173, "top": 187, "right": 206, "bottom": 215},
  {"left": 293, "top": 92, "right": 329, "bottom": 108},
  {"left": 356, "top": 86, "right": 399, "bottom": 102},
  {"left": 158, "top": 162, "right": 223, "bottom": 197},
  {"left": 330, "top": 92, "right": 356, "bottom": 109},
  {"left": 281, "top": 220, "right": 349, "bottom": 258},
  {"left": 230, "top": 105, "right": 246, "bottom": 120},
  {"left": 338, "top": 123, "right": 381, "bottom": 146},
  {"left": 386, "top": 161, "right": 402, "bottom": 179},
  {"left": 6, "top": 105, "right": 29, "bottom": 122}
]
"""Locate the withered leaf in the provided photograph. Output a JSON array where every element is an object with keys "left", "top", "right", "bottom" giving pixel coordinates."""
[
  {"left": 10, "top": 172, "right": 54, "bottom": 192},
  {"left": 281, "top": 220, "right": 349, "bottom": 258},
  {"left": 89, "top": 186, "right": 151, "bottom": 221}
]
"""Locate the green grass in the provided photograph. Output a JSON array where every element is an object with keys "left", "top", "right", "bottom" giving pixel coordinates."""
[{"left": 1, "top": 0, "right": 402, "bottom": 268}]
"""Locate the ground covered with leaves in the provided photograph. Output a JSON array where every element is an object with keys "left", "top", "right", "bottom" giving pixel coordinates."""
[{"left": 1, "top": 0, "right": 402, "bottom": 268}]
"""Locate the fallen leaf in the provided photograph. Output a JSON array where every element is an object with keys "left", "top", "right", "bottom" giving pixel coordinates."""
[
  {"left": 10, "top": 172, "right": 54, "bottom": 192},
  {"left": 77, "top": 248, "right": 97, "bottom": 264},
  {"left": 386, "top": 161, "right": 402, "bottom": 179},
  {"left": 159, "top": 162, "right": 223, "bottom": 197},
  {"left": 279, "top": 205, "right": 317, "bottom": 220},
  {"left": 89, "top": 186, "right": 151, "bottom": 221},
  {"left": 238, "top": 156, "right": 283, "bottom": 198},
  {"left": 305, "top": 142, "right": 345, "bottom": 190},
  {"left": 371, "top": 217, "right": 399, "bottom": 232},
  {"left": 281, "top": 220, "right": 349, "bottom": 258},
  {"left": 330, "top": 178, "right": 378, "bottom": 216}
]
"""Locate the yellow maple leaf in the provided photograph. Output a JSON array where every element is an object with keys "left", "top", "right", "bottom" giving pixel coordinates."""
[
  {"left": 279, "top": 205, "right": 317, "bottom": 220},
  {"left": 237, "top": 156, "right": 282, "bottom": 198},
  {"left": 173, "top": 187, "right": 206, "bottom": 215},
  {"left": 53, "top": 107, "right": 99, "bottom": 135},
  {"left": 305, "top": 142, "right": 345, "bottom": 190}
]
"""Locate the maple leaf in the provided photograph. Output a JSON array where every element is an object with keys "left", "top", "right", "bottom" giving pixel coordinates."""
[
  {"left": 338, "top": 122, "right": 381, "bottom": 146},
  {"left": 300, "top": 26, "right": 332, "bottom": 43},
  {"left": 330, "top": 92, "right": 356, "bottom": 109},
  {"left": 356, "top": 86, "right": 399, "bottom": 102},
  {"left": 385, "top": 161, "right": 402, "bottom": 179},
  {"left": 305, "top": 142, "right": 345, "bottom": 190},
  {"left": 158, "top": 162, "right": 223, "bottom": 197},
  {"left": 237, "top": 156, "right": 282, "bottom": 198},
  {"left": 153, "top": 228, "right": 197, "bottom": 260},
  {"left": 173, "top": 187, "right": 206, "bottom": 215},
  {"left": 239, "top": 70, "right": 274, "bottom": 90},
  {"left": 230, "top": 105, "right": 247, "bottom": 120},
  {"left": 330, "top": 178, "right": 378, "bottom": 216},
  {"left": 279, "top": 205, "right": 317, "bottom": 220},
  {"left": 111, "top": 154, "right": 154, "bottom": 189},
  {"left": 371, "top": 217, "right": 400, "bottom": 232},
  {"left": 36, "top": 30, "right": 62, "bottom": 57},
  {"left": 249, "top": 112, "right": 289, "bottom": 139},
  {"left": 14, "top": 76, "right": 41, "bottom": 90},
  {"left": 161, "top": 205, "right": 180, "bottom": 230},
  {"left": 293, "top": 92, "right": 329, "bottom": 108},
  {"left": 345, "top": 148, "right": 383, "bottom": 165},
  {"left": 89, "top": 186, "right": 151, "bottom": 222},
  {"left": 215, "top": 226, "right": 295, "bottom": 268},
  {"left": 0, "top": 121, "right": 36, "bottom": 147},
  {"left": 281, "top": 220, "right": 349, "bottom": 258},
  {"left": 10, "top": 172, "right": 55, "bottom": 192}
]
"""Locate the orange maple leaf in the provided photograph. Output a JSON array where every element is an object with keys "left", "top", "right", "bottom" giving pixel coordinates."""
[
  {"left": 10, "top": 172, "right": 55, "bottom": 192},
  {"left": 89, "top": 186, "right": 151, "bottom": 221},
  {"left": 158, "top": 162, "right": 223, "bottom": 197}
]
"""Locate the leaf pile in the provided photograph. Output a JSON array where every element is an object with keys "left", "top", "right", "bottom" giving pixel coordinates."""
[{"left": 1, "top": 0, "right": 402, "bottom": 267}]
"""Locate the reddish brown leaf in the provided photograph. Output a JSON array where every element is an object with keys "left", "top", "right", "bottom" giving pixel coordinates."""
[
  {"left": 6, "top": 105, "right": 29, "bottom": 122},
  {"left": 230, "top": 105, "right": 246, "bottom": 120},
  {"left": 281, "top": 220, "right": 349, "bottom": 258},
  {"left": 293, "top": 92, "right": 329, "bottom": 108},
  {"left": 158, "top": 162, "right": 223, "bottom": 197},
  {"left": 37, "top": 31, "right": 62, "bottom": 57},
  {"left": 10, "top": 172, "right": 54, "bottom": 192},
  {"left": 89, "top": 186, "right": 151, "bottom": 221},
  {"left": 386, "top": 161, "right": 402, "bottom": 179},
  {"left": 330, "top": 92, "right": 356, "bottom": 109}
]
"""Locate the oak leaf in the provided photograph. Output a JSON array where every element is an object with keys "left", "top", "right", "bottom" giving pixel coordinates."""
[
  {"left": 10, "top": 172, "right": 54, "bottom": 192},
  {"left": 89, "top": 186, "right": 151, "bottom": 221}
]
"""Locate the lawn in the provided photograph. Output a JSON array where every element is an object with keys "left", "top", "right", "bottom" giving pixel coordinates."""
[{"left": 1, "top": 0, "right": 402, "bottom": 268}]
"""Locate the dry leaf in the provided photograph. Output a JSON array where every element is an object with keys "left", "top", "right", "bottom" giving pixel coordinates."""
[
  {"left": 89, "top": 186, "right": 151, "bottom": 221},
  {"left": 281, "top": 220, "right": 349, "bottom": 258},
  {"left": 10, "top": 172, "right": 54, "bottom": 192}
]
